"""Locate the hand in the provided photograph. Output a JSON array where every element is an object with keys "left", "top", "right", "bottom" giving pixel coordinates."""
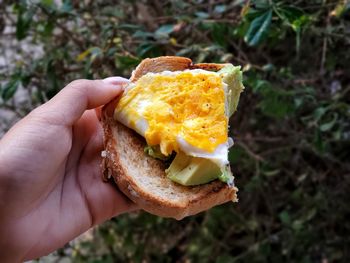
[{"left": 0, "top": 78, "right": 136, "bottom": 262}]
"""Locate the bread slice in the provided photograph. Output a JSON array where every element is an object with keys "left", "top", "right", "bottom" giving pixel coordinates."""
[{"left": 101, "top": 56, "right": 238, "bottom": 220}]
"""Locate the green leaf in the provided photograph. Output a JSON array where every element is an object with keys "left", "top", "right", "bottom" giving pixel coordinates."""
[
  {"left": 214, "top": 5, "right": 226, "bottom": 14},
  {"left": 133, "top": 30, "right": 154, "bottom": 39},
  {"left": 115, "top": 55, "right": 141, "bottom": 68},
  {"left": 258, "top": 86, "right": 295, "bottom": 119},
  {"left": 2, "top": 79, "right": 20, "bottom": 101},
  {"left": 211, "top": 23, "right": 229, "bottom": 47},
  {"left": 45, "top": 59, "right": 61, "bottom": 98},
  {"left": 302, "top": 208, "right": 317, "bottom": 222},
  {"left": 136, "top": 42, "right": 157, "bottom": 57},
  {"left": 313, "top": 107, "right": 327, "bottom": 121},
  {"left": 89, "top": 47, "right": 102, "bottom": 61},
  {"left": 245, "top": 8, "right": 268, "bottom": 20},
  {"left": 154, "top": 24, "right": 174, "bottom": 39},
  {"left": 106, "top": 47, "right": 117, "bottom": 57},
  {"left": 16, "top": 5, "right": 36, "bottom": 40},
  {"left": 263, "top": 169, "right": 280, "bottom": 177},
  {"left": 45, "top": 20, "right": 54, "bottom": 35},
  {"left": 253, "top": 79, "right": 270, "bottom": 92},
  {"left": 279, "top": 211, "right": 291, "bottom": 225},
  {"left": 61, "top": 0, "right": 73, "bottom": 13},
  {"left": 313, "top": 129, "right": 326, "bottom": 153},
  {"left": 116, "top": 23, "right": 142, "bottom": 31},
  {"left": 255, "top": 0, "right": 270, "bottom": 10},
  {"left": 278, "top": 6, "right": 304, "bottom": 24},
  {"left": 101, "top": 6, "right": 124, "bottom": 18},
  {"left": 244, "top": 9, "right": 272, "bottom": 46},
  {"left": 320, "top": 113, "right": 338, "bottom": 132},
  {"left": 40, "top": 0, "right": 55, "bottom": 8},
  {"left": 291, "top": 15, "right": 310, "bottom": 33},
  {"left": 21, "top": 74, "right": 31, "bottom": 86},
  {"left": 176, "top": 45, "right": 199, "bottom": 57},
  {"left": 262, "top": 63, "right": 275, "bottom": 72},
  {"left": 292, "top": 219, "right": 303, "bottom": 231},
  {"left": 195, "top": 11, "right": 210, "bottom": 19}
]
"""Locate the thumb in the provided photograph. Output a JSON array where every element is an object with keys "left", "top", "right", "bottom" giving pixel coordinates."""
[{"left": 32, "top": 77, "right": 128, "bottom": 126}]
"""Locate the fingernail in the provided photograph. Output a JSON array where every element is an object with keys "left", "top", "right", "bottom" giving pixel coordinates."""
[{"left": 103, "top": 77, "right": 130, "bottom": 85}]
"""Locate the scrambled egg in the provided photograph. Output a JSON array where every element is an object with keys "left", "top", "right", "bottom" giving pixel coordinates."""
[{"left": 114, "top": 69, "right": 229, "bottom": 165}]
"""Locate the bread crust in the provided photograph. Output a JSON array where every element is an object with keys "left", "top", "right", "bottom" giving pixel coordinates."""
[{"left": 101, "top": 56, "right": 238, "bottom": 220}]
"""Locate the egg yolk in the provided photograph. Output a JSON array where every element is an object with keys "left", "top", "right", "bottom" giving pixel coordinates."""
[{"left": 115, "top": 71, "right": 228, "bottom": 155}]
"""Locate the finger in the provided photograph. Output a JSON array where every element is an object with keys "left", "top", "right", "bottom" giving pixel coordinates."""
[
  {"left": 103, "top": 76, "right": 130, "bottom": 85},
  {"left": 73, "top": 116, "right": 138, "bottom": 223},
  {"left": 31, "top": 78, "right": 128, "bottom": 126}
]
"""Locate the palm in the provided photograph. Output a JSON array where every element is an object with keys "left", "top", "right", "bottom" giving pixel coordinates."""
[{"left": 0, "top": 79, "right": 134, "bottom": 261}]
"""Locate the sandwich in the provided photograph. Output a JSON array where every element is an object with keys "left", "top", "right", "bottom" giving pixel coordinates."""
[{"left": 101, "top": 56, "right": 244, "bottom": 220}]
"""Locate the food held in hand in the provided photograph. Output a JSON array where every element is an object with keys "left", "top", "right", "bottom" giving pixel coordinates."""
[{"left": 101, "top": 56, "right": 244, "bottom": 219}]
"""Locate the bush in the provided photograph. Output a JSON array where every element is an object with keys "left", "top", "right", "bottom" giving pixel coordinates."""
[{"left": 1, "top": 0, "right": 350, "bottom": 262}]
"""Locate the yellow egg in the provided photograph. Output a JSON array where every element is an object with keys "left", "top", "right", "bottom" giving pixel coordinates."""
[{"left": 115, "top": 70, "right": 228, "bottom": 156}]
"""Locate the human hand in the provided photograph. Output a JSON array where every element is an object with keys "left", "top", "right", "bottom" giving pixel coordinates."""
[{"left": 0, "top": 78, "right": 136, "bottom": 262}]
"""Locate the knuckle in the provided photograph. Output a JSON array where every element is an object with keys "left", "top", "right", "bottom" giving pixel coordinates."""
[
  {"left": 66, "top": 79, "right": 102, "bottom": 94},
  {"left": 68, "top": 79, "right": 90, "bottom": 90}
]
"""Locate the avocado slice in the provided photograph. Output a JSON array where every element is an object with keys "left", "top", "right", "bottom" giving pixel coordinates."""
[
  {"left": 141, "top": 65, "right": 243, "bottom": 186},
  {"left": 218, "top": 64, "right": 244, "bottom": 117},
  {"left": 164, "top": 65, "right": 243, "bottom": 186},
  {"left": 218, "top": 164, "right": 234, "bottom": 186},
  {"left": 144, "top": 145, "right": 168, "bottom": 161},
  {"left": 165, "top": 152, "right": 221, "bottom": 186}
]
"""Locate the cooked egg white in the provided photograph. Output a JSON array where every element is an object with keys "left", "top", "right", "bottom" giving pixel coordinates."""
[{"left": 114, "top": 69, "right": 231, "bottom": 167}]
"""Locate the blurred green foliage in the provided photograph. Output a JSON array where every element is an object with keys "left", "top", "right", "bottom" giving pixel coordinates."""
[{"left": 1, "top": 0, "right": 350, "bottom": 262}]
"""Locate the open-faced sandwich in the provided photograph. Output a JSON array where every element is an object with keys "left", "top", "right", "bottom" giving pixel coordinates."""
[{"left": 101, "top": 56, "right": 244, "bottom": 220}]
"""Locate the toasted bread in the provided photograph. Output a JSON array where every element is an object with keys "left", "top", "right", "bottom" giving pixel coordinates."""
[{"left": 101, "top": 56, "right": 238, "bottom": 220}]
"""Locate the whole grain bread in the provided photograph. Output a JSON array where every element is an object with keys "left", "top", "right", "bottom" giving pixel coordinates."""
[{"left": 101, "top": 56, "right": 238, "bottom": 220}]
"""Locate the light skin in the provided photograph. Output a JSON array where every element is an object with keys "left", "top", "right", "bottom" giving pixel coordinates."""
[{"left": 0, "top": 78, "right": 136, "bottom": 262}]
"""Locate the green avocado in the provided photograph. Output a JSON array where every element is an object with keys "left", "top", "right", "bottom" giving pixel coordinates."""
[
  {"left": 164, "top": 65, "right": 243, "bottom": 186},
  {"left": 144, "top": 145, "right": 168, "bottom": 161},
  {"left": 218, "top": 64, "right": 244, "bottom": 117},
  {"left": 142, "top": 65, "right": 243, "bottom": 186},
  {"left": 165, "top": 152, "right": 221, "bottom": 186}
]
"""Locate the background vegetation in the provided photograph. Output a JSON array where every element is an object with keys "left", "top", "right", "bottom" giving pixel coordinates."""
[{"left": 1, "top": 0, "right": 350, "bottom": 262}]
